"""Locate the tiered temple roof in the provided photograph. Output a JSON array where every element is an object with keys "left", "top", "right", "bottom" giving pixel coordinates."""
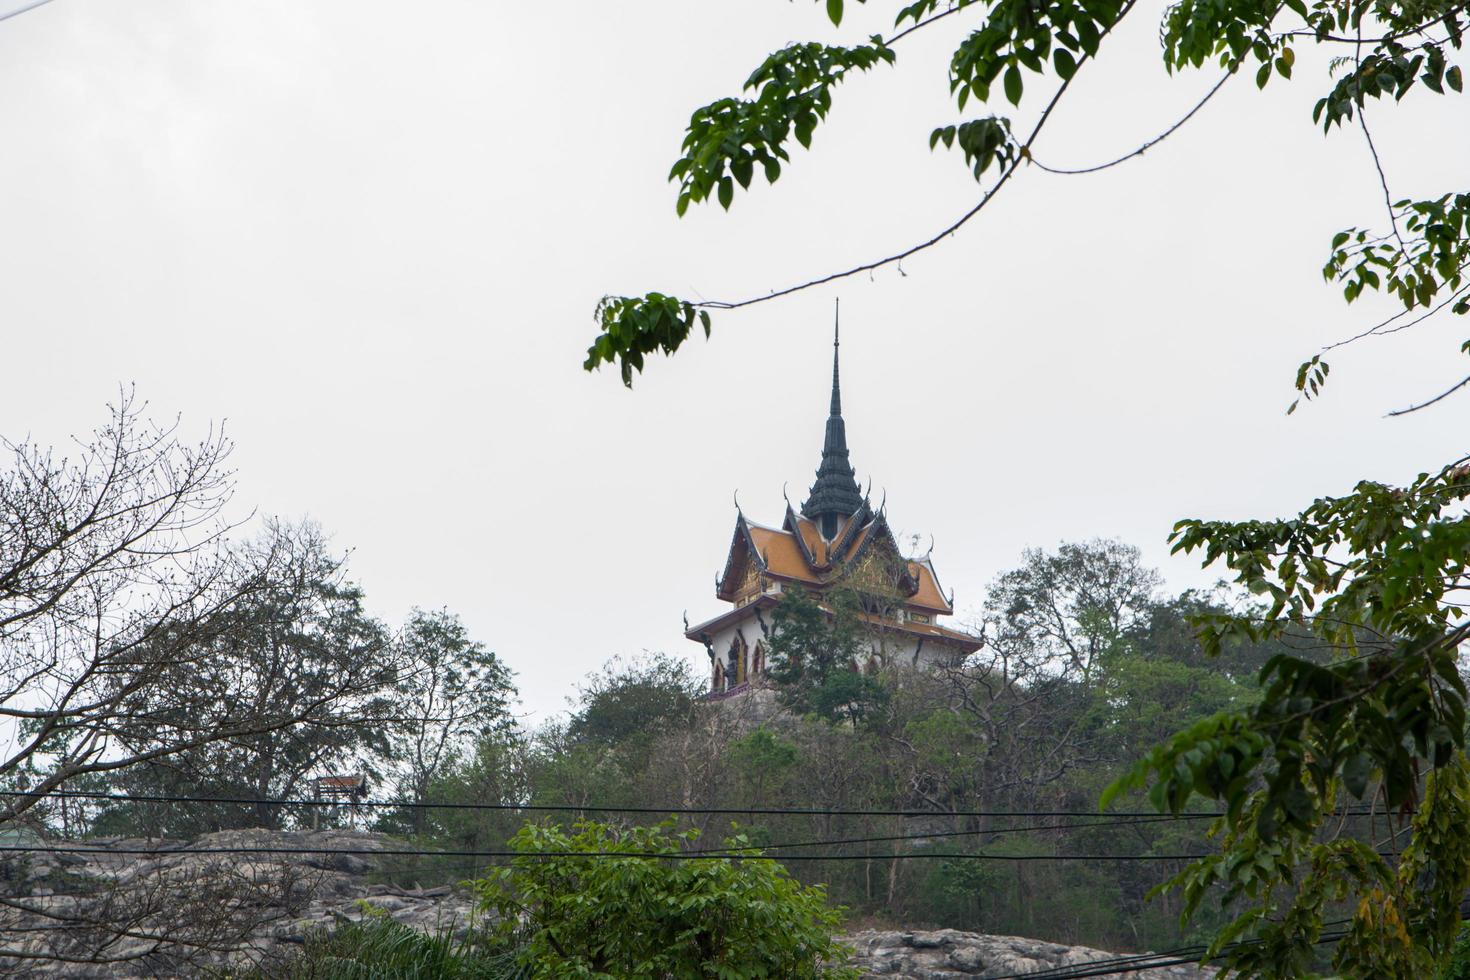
[{"left": 685, "top": 318, "right": 980, "bottom": 656}]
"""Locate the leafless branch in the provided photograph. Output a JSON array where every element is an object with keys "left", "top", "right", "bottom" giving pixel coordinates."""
[
  {"left": 1028, "top": 71, "right": 1232, "bottom": 175},
  {"left": 1387, "top": 372, "right": 1470, "bottom": 416}
]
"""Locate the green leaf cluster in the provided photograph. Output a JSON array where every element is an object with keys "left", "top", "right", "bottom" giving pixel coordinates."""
[
  {"left": 948, "top": 0, "right": 1127, "bottom": 109},
  {"left": 586, "top": 293, "right": 711, "bottom": 387},
  {"left": 929, "top": 116, "right": 1017, "bottom": 180},
  {"left": 1161, "top": 0, "right": 1289, "bottom": 76},
  {"left": 1313, "top": 32, "right": 1464, "bottom": 130},
  {"left": 1321, "top": 193, "right": 1470, "bottom": 321},
  {"left": 600, "top": 0, "right": 1468, "bottom": 399},
  {"left": 473, "top": 819, "right": 858, "bottom": 979},
  {"left": 670, "top": 40, "right": 895, "bottom": 215}
]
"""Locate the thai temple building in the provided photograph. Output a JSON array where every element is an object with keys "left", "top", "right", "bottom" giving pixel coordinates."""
[{"left": 685, "top": 321, "right": 982, "bottom": 696}]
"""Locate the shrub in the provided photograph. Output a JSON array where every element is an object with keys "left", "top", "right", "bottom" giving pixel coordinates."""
[
  {"left": 473, "top": 819, "right": 859, "bottom": 979},
  {"left": 1440, "top": 924, "right": 1470, "bottom": 980},
  {"left": 272, "top": 916, "right": 520, "bottom": 979}
]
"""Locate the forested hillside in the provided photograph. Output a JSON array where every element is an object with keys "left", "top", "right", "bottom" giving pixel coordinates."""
[{"left": 24, "top": 536, "right": 1335, "bottom": 956}]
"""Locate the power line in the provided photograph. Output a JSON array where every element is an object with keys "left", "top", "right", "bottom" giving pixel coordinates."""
[
  {"left": 993, "top": 931, "right": 1357, "bottom": 980},
  {"left": 9, "top": 788, "right": 1218, "bottom": 817},
  {"left": 0, "top": 0, "right": 55, "bottom": 24},
  {"left": 986, "top": 918, "right": 1358, "bottom": 980},
  {"left": 991, "top": 940, "right": 1222, "bottom": 980},
  {"left": 756, "top": 814, "right": 1215, "bottom": 853},
  {"left": 0, "top": 816, "right": 1222, "bottom": 864},
  {"left": 986, "top": 908, "right": 1470, "bottom": 980},
  {"left": 10, "top": 789, "right": 1383, "bottom": 821},
  {"left": 0, "top": 843, "right": 1216, "bottom": 862}
]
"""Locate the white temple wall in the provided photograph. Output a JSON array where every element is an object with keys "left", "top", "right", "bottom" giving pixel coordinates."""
[
  {"left": 702, "top": 612, "right": 969, "bottom": 691},
  {"left": 703, "top": 615, "right": 769, "bottom": 691}
]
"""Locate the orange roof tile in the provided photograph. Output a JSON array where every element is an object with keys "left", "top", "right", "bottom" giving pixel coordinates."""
[
  {"left": 843, "top": 522, "right": 874, "bottom": 562},
  {"left": 855, "top": 611, "right": 982, "bottom": 650},
  {"left": 907, "top": 562, "right": 952, "bottom": 613},
  {"left": 748, "top": 526, "right": 820, "bottom": 583},
  {"left": 793, "top": 516, "right": 826, "bottom": 565},
  {"left": 717, "top": 512, "right": 956, "bottom": 617}
]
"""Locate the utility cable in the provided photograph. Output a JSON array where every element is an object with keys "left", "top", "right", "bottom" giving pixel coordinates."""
[
  {"left": 0, "top": 843, "right": 1218, "bottom": 862},
  {"left": 5, "top": 789, "right": 1376, "bottom": 821},
  {"left": 741, "top": 814, "right": 1216, "bottom": 853},
  {"left": 0, "top": 0, "right": 55, "bottom": 24}
]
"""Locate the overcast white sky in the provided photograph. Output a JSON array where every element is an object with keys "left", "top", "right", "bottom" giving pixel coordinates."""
[{"left": 0, "top": 0, "right": 1465, "bottom": 720}]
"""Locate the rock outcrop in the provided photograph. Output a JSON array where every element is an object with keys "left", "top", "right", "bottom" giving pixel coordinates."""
[
  {"left": 846, "top": 929, "right": 1212, "bottom": 979},
  {"left": 1, "top": 829, "right": 1211, "bottom": 979},
  {"left": 0, "top": 828, "right": 478, "bottom": 976}
]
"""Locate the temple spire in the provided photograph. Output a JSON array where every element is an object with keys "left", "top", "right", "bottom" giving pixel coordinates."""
[
  {"left": 830, "top": 302, "right": 842, "bottom": 416},
  {"left": 801, "top": 301, "right": 865, "bottom": 539}
]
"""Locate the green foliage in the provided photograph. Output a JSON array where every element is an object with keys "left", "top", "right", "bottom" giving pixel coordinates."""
[
  {"left": 523, "top": 731, "right": 634, "bottom": 809},
  {"left": 670, "top": 40, "right": 895, "bottom": 216},
  {"left": 598, "top": 0, "right": 1467, "bottom": 424},
  {"left": 80, "top": 519, "right": 396, "bottom": 837},
  {"left": 566, "top": 652, "right": 702, "bottom": 749},
  {"left": 985, "top": 538, "right": 1162, "bottom": 678},
  {"left": 387, "top": 733, "right": 528, "bottom": 865},
  {"left": 389, "top": 541, "right": 1278, "bottom": 952},
  {"left": 600, "top": 11, "right": 1468, "bottom": 956},
  {"left": 929, "top": 117, "right": 1016, "bottom": 180},
  {"left": 809, "top": 668, "right": 891, "bottom": 725},
  {"left": 1439, "top": 923, "right": 1470, "bottom": 980},
  {"left": 1159, "top": 0, "right": 1288, "bottom": 75},
  {"left": 589, "top": 36, "right": 900, "bottom": 384},
  {"left": 728, "top": 727, "right": 801, "bottom": 804},
  {"left": 765, "top": 587, "right": 888, "bottom": 724},
  {"left": 586, "top": 293, "right": 710, "bottom": 388},
  {"left": 492, "top": 657, "right": 706, "bottom": 823},
  {"left": 944, "top": 0, "right": 1128, "bottom": 108},
  {"left": 387, "top": 608, "right": 516, "bottom": 835},
  {"left": 1320, "top": 191, "right": 1470, "bottom": 323},
  {"left": 473, "top": 819, "right": 858, "bottom": 979},
  {"left": 395, "top": 608, "right": 514, "bottom": 746},
  {"left": 1108, "top": 461, "right": 1470, "bottom": 977},
  {"left": 270, "top": 916, "right": 519, "bottom": 979}
]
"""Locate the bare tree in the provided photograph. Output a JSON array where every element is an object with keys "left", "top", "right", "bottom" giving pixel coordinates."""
[
  {"left": 1, "top": 391, "right": 251, "bottom": 819},
  {"left": 0, "top": 394, "right": 399, "bottom": 830}
]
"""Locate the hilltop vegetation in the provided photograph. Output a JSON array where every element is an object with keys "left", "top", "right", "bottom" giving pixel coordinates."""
[
  {"left": 9, "top": 399, "right": 1465, "bottom": 975},
  {"left": 19, "top": 525, "right": 1285, "bottom": 955}
]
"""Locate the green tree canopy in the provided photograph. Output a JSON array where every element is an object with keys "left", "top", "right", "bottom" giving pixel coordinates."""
[
  {"left": 765, "top": 587, "right": 889, "bottom": 725},
  {"left": 566, "top": 652, "right": 703, "bottom": 748},
  {"left": 385, "top": 607, "right": 516, "bottom": 834}
]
